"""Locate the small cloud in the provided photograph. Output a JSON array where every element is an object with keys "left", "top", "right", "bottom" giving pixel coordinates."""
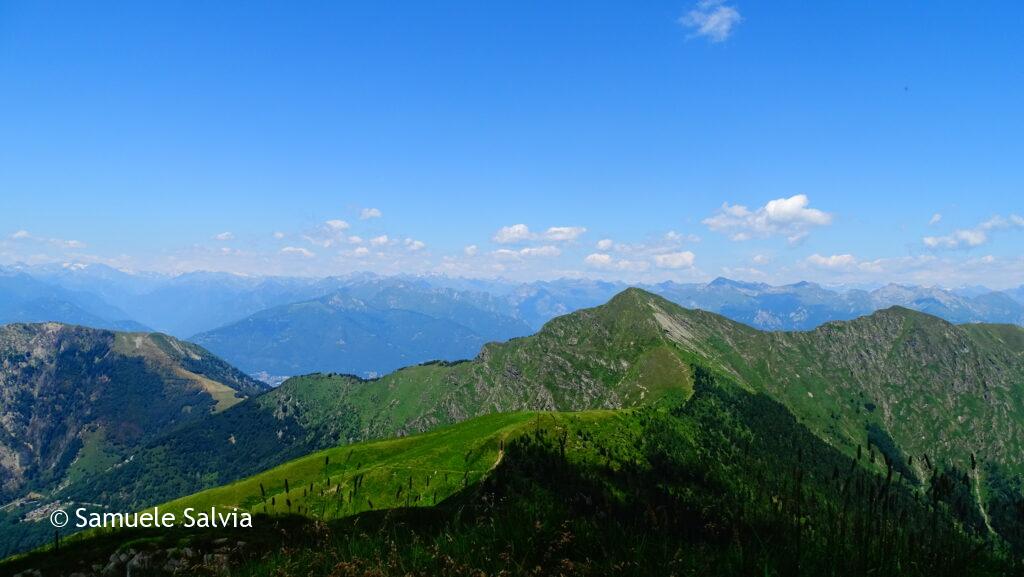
[
  {"left": 752, "top": 254, "right": 771, "bottom": 264},
  {"left": 584, "top": 253, "right": 650, "bottom": 272},
  {"left": 492, "top": 248, "right": 521, "bottom": 260},
  {"left": 929, "top": 213, "right": 942, "bottom": 226},
  {"left": 360, "top": 208, "right": 383, "bottom": 220},
  {"left": 584, "top": 253, "right": 614, "bottom": 268},
  {"left": 493, "top": 224, "right": 534, "bottom": 244},
  {"left": 464, "top": 244, "right": 479, "bottom": 256},
  {"left": 404, "top": 238, "right": 426, "bottom": 251},
  {"left": 303, "top": 220, "right": 354, "bottom": 248},
  {"left": 679, "top": 0, "right": 742, "bottom": 43},
  {"left": 519, "top": 245, "right": 560, "bottom": 257},
  {"left": 922, "top": 214, "right": 1023, "bottom": 250},
  {"left": 596, "top": 239, "right": 615, "bottom": 251},
  {"left": 280, "top": 246, "right": 314, "bottom": 258},
  {"left": 214, "top": 232, "right": 234, "bottom": 241},
  {"left": 273, "top": 231, "right": 286, "bottom": 239},
  {"left": 654, "top": 251, "right": 696, "bottom": 269},
  {"left": 923, "top": 230, "right": 986, "bottom": 249},
  {"left": 543, "top": 226, "right": 587, "bottom": 242},
  {"left": 347, "top": 235, "right": 364, "bottom": 244},
  {"left": 353, "top": 246, "right": 370, "bottom": 257},
  {"left": 7, "top": 230, "right": 87, "bottom": 251},
  {"left": 806, "top": 253, "right": 857, "bottom": 269},
  {"left": 370, "top": 235, "right": 390, "bottom": 246},
  {"left": 492, "top": 224, "right": 585, "bottom": 244},
  {"left": 703, "top": 194, "right": 833, "bottom": 244},
  {"left": 665, "top": 230, "right": 701, "bottom": 243},
  {"left": 491, "top": 245, "right": 562, "bottom": 260}
]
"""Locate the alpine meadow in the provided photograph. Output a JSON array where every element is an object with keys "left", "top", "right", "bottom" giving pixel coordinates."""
[{"left": 2, "top": 2, "right": 1024, "bottom": 576}]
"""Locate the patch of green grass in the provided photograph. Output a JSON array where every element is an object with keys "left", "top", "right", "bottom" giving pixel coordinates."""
[
  {"left": 153, "top": 411, "right": 619, "bottom": 521},
  {"left": 62, "top": 426, "right": 120, "bottom": 486}
]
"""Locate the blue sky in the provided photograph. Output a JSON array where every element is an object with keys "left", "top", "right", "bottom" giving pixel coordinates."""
[{"left": 1, "top": 1, "right": 1022, "bottom": 287}]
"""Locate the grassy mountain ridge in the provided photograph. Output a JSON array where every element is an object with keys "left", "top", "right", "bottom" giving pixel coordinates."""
[
  {"left": 16, "top": 289, "right": 1024, "bottom": 560},
  {"left": 51, "top": 290, "right": 704, "bottom": 515}
]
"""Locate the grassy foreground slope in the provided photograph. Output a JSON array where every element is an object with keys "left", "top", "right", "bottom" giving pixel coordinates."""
[
  {"left": 156, "top": 411, "right": 572, "bottom": 519},
  {"left": 5, "top": 368, "right": 1019, "bottom": 576}
]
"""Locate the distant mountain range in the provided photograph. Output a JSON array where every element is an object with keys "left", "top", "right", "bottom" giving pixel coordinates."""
[
  {"left": 0, "top": 270, "right": 146, "bottom": 331},
  {"left": 3, "top": 263, "right": 1024, "bottom": 379},
  {"left": 191, "top": 285, "right": 533, "bottom": 377}
]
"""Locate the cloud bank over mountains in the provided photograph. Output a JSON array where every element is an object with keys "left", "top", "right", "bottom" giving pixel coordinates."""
[{"left": 3, "top": 195, "right": 1023, "bottom": 288}]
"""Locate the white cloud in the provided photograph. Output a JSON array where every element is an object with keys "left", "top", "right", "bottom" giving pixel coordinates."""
[
  {"left": 703, "top": 194, "right": 833, "bottom": 243},
  {"left": 584, "top": 253, "right": 651, "bottom": 272},
  {"left": 493, "top": 224, "right": 533, "bottom": 244},
  {"left": 360, "top": 208, "right": 383, "bottom": 220},
  {"left": 806, "top": 253, "right": 857, "bottom": 269},
  {"left": 347, "top": 235, "right": 364, "bottom": 244},
  {"left": 8, "top": 229, "right": 87, "bottom": 250},
  {"left": 929, "top": 213, "right": 942, "bottom": 225},
  {"left": 303, "top": 220, "right": 355, "bottom": 248},
  {"left": 596, "top": 238, "right": 614, "bottom": 251},
  {"left": 464, "top": 244, "right": 479, "bottom": 256},
  {"left": 922, "top": 214, "right": 1024, "bottom": 250},
  {"left": 405, "top": 238, "right": 426, "bottom": 251},
  {"left": 654, "top": 251, "right": 696, "bottom": 269},
  {"left": 370, "top": 235, "right": 390, "bottom": 246},
  {"left": 679, "top": 0, "right": 742, "bottom": 43},
  {"left": 615, "top": 259, "right": 650, "bottom": 272},
  {"left": 353, "top": 247, "right": 370, "bottom": 257},
  {"left": 519, "top": 245, "right": 561, "bottom": 257},
  {"left": 492, "top": 224, "right": 586, "bottom": 244},
  {"left": 492, "top": 248, "right": 521, "bottom": 260},
  {"left": 543, "top": 226, "right": 587, "bottom": 242},
  {"left": 273, "top": 231, "right": 286, "bottom": 239},
  {"left": 665, "top": 230, "right": 700, "bottom": 243},
  {"left": 923, "top": 230, "right": 986, "bottom": 249},
  {"left": 280, "top": 246, "right": 314, "bottom": 258},
  {"left": 752, "top": 254, "right": 771, "bottom": 264},
  {"left": 214, "top": 232, "right": 234, "bottom": 241},
  {"left": 490, "top": 245, "right": 562, "bottom": 261}
]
